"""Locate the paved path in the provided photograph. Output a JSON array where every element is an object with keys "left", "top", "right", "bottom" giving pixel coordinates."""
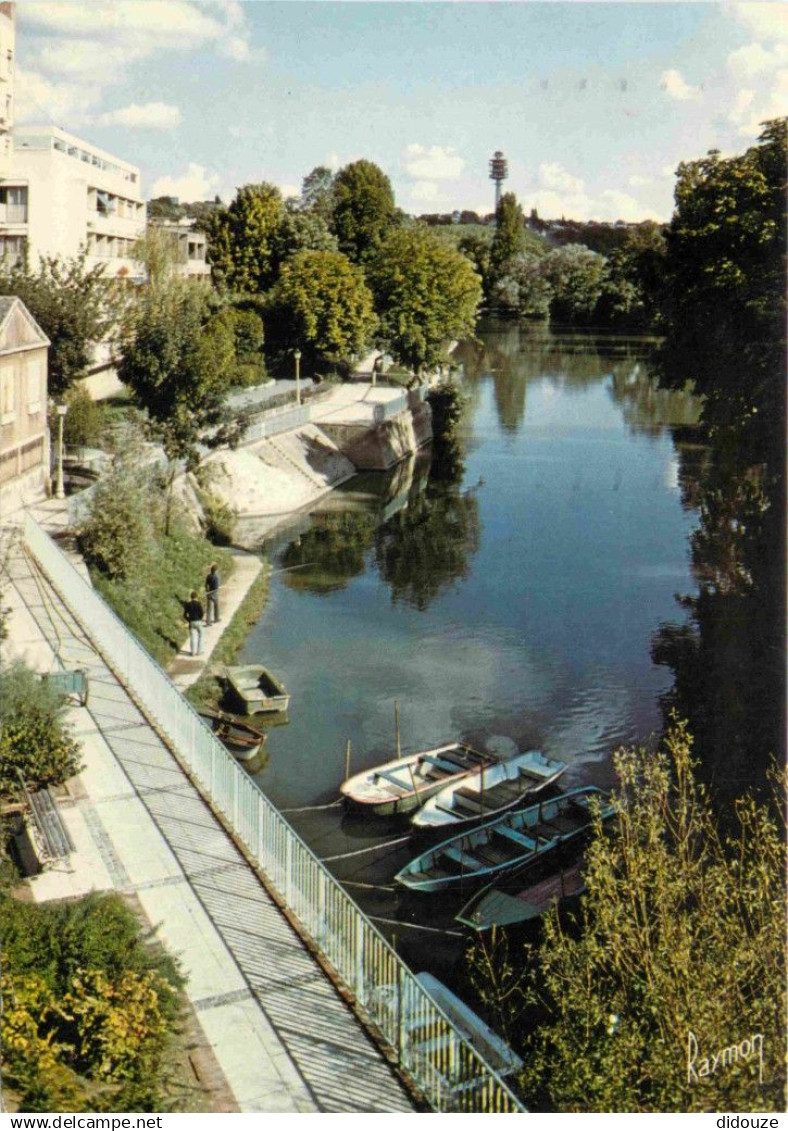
[{"left": 3, "top": 541, "right": 416, "bottom": 1114}]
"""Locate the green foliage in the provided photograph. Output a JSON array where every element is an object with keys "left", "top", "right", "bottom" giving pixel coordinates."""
[
  {"left": 488, "top": 253, "right": 553, "bottom": 319},
  {"left": 204, "top": 182, "right": 285, "bottom": 293},
  {"left": 659, "top": 119, "right": 786, "bottom": 463},
  {"left": 468, "top": 722, "right": 787, "bottom": 1112},
  {"left": 119, "top": 281, "right": 236, "bottom": 464},
  {"left": 300, "top": 165, "right": 336, "bottom": 222},
  {"left": 368, "top": 227, "right": 482, "bottom": 373},
  {"left": 62, "top": 385, "right": 107, "bottom": 451},
  {"left": 78, "top": 463, "right": 157, "bottom": 581},
  {"left": 488, "top": 192, "right": 526, "bottom": 282},
  {"left": 331, "top": 160, "right": 397, "bottom": 264},
  {"left": 0, "top": 252, "right": 115, "bottom": 396},
  {"left": 0, "top": 892, "right": 182, "bottom": 1112},
  {"left": 274, "top": 205, "right": 339, "bottom": 264},
  {"left": 0, "top": 663, "right": 82, "bottom": 794},
  {"left": 211, "top": 306, "right": 266, "bottom": 387},
  {"left": 269, "top": 249, "right": 378, "bottom": 370},
  {"left": 539, "top": 243, "right": 607, "bottom": 323},
  {"left": 596, "top": 222, "right": 667, "bottom": 328}
]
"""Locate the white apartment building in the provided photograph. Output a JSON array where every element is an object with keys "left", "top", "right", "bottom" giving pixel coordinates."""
[
  {"left": 0, "top": 3, "right": 14, "bottom": 180},
  {"left": 152, "top": 218, "right": 211, "bottom": 280},
  {"left": 0, "top": 125, "right": 146, "bottom": 278}
]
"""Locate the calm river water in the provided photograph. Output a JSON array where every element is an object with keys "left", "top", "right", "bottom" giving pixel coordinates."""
[{"left": 239, "top": 321, "right": 702, "bottom": 966}]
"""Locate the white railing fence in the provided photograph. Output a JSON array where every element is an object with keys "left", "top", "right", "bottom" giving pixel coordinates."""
[{"left": 23, "top": 514, "right": 524, "bottom": 1113}]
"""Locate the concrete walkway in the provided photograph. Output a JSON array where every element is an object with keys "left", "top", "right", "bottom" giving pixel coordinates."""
[{"left": 2, "top": 539, "right": 416, "bottom": 1114}]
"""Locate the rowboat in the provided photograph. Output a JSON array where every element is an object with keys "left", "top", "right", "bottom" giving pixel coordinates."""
[
  {"left": 410, "top": 749, "right": 567, "bottom": 831},
  {"left": 409, "top": 973, "right": 523, "bottom": 1080},
  {"left": 224, "top": 664, "right": 290, "bottom": 715},
  {"left": 456, "top": 802, "right": 616, "bottom": 930},
  {"left": 340, "top": 742, "right": 499, "bottom": 817},
  {"left": 198, "top": 707, "right": 267, "bottom": 763},
  {"left": 370, "top": 972, "right": 523, "bottom": 1094},
  {"left": 395, "top": 786, "right": 611, "bottom": 893}
]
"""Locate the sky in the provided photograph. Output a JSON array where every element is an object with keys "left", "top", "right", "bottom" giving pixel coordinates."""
[{"left": 14, "top": 1, "right": 788, "bottom": 222}]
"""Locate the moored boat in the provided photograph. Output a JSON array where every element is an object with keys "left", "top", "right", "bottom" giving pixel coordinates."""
[
  {"left": 340, "top": 742, "right": 498, "bottom": 817},
  {"left": 395, "top": 786, "right": 611, "bottom": 893},
  {"left": 198, "top": 707, "right": 267, "bottom": 762},
  {"left": 411, "top": 749, "right": 567, "bottom": 831},
  {"left": 224, "top": 664, "right": 290, "bottom": 715},
  {"left": 456, "top": 802, "right": 616, "bottom": 930}
]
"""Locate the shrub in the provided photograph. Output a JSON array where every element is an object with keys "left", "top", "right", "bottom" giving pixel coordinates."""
[
  {"left": 63, "top": 386, "right": 107, "bottom": 451},
  {"left": 78, "top": 466, "right": 158, "bottom": 581},
  {"left": 0, "top": 664, "right": 82, "bottom": 795}
]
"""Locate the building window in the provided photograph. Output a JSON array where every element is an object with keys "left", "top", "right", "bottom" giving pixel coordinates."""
[
  {"left": 0, "top": 368, "right": 15, "bottom": 424},
  {"left": 26, "top": 356, "right": 41, "bottom": 416}
]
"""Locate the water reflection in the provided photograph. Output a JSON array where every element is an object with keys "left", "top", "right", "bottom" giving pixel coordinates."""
[{"left": 454, "top": 319, "right": 699, "bottom": 439}]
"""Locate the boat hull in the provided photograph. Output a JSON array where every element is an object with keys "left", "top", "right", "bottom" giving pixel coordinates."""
[
  {"left": 224, "top": 665, "right": 290, "bottom": 716},
  {"left": 340, "top": 743, "right": 498, "bottom": 816}
]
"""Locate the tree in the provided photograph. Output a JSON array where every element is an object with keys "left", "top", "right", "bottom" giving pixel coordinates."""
[
  {"left": 300, "top": 165, "right": 336, "bottom": 222},
  {"left": 488, "top": 253, "right": 553, "bottom": 319},
  {"left": 658, "top": 119, "right": 786, "bottom": 463},
  {"left": 331, "top": 160, "right": 397, "bottom": 264},
  {"left": 368, "top": 228, "right": 482, "bottom": 374},
  {"left": 273, "top": 205, "right": 339, "bottom": 265},
  {"left": 204, "top": 182, "right": 284, "bottom": 293},
  {"left": 467, "top": 721, "right": 786, "bottom": 1112},
  {"left": 538, "top": 243, "right": 607, "bottom": 323},
  {"left": 596, "top": 221, "right": 667, "bottom": 328},
  {"left": 0, "top": 253, "right": 115, "bottom": 396},
  {"left": 268, "top": 249, "right": 377, "bottom": 371},
  {"left": 0, "top": 663, "right": 82, "bottom": 794},
  {"left": 488, "top": 192, "right": 526, "bottom": 285}
]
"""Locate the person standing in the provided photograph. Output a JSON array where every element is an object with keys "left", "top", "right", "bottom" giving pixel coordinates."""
[
  {"left": 184, "top": 590, "right": 205, "bottom": 656},
  {"left": 205, "top": 562, "right": 220, "bottom": 625}
]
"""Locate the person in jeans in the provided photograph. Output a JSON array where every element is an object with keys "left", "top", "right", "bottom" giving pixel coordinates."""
[
  {"left": 205, "top": 563, "right": 220, "bottom": 625},
  {"left": 184, "top": 590, "right": 205, "bottom": 656}
]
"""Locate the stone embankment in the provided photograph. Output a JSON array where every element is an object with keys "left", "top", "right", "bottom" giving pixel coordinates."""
[{"left": 197, "top": 381, "right": 431, "bottom": 548}]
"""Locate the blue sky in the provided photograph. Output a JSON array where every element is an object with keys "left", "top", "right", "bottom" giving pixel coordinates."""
[{"left": 15, "top": 2, "right": 788, "bottom": 221}]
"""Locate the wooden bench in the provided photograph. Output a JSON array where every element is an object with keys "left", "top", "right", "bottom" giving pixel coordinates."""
[
  {"left": 495, "top": 826, "right": 538, "bottom": 852},
  {"left": 442, "top": 846, "right": 484, "bottom": 871}
]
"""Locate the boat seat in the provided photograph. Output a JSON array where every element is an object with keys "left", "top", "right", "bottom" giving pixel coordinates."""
[
  {"left": 422, "top": 756, "right": 465, "bottom": 775},
  {"left": 374, "top": 769, "right": 410, "bottom": 790},
  {"left": 495, "top": 826, "right": 538, "bottom": 852},
  {"left": 442, "top": 846, "right": 484, "bottom": 870}
]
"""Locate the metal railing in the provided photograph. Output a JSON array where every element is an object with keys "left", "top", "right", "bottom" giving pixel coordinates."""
[
  {"left": 241, "top": 403, "right": 313, "bottom": 444},
  {"left": 22, "top": 514, "right": 525, "bottom": 1114},
  {"left": 373, "top": 392, "right": 411, "bottom": 424}
]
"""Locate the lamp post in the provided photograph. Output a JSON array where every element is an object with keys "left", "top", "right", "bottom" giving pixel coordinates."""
[
  {"left": 54, "top": 403, "right": 68, "bottom": 499},
  {"left": 293, "top": 348, "right": 302, "bottom": 406}
]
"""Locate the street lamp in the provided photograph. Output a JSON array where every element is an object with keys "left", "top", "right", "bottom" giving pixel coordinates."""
[
  {"left": 293, "top": 348, "right": 302, "bottom": 406},
  {"left": 54, "top": 403, "right": 68, "bottom": 500}
]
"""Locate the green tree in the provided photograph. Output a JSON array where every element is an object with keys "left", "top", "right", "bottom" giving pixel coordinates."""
[
  {"left": 539, "top": 243, "right": 607, "bottom": 323},
  {"left": 204, "top": 182, "right": 284, "bottom": 293},
  {"left": 273, "top": 205, "right": 339, "bottom": 265},
  {"left": 331, "top": 159, "right": 397, "bottom": 264},
  {"left": 467, "top": 722, "right": 786, "bottom": 1112},
  {"left": 268, "top": 249, "right": 377, "bottom": 371},
  {"left": 488, "top": 252, "right": 553, "bottom": 319},
  {"left": 0, "top": 253, "right": 115, "bottom": 396},
  {"left": 62, "top": 385, "right": 107, "bottom": 452},
  {"left": 488, "top": 192, "right": 526, "bottom": 285},
  {"left": 659, "top": 119, "right": 786, "bottom": 463},
  {"left": 368, "top": 227, "right": 482, "bottom": 374},
  {"left": 0, "top": 663, "right": 82, "bottom": 794},
  {"left": 300, "top": 165, "right": 336, "bottom": 222}
]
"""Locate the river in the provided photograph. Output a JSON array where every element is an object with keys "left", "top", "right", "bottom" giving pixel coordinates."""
[{"left": 238, "top": 320, "right": 703, "bottom": 970}]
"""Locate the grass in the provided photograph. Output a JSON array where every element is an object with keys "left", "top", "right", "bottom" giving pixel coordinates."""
[
  {"left": 92, "top": 526, "right": 234, "bottom": 668},
  {"left": 185, "top": 561, "right": 271, "bottom": 713}
]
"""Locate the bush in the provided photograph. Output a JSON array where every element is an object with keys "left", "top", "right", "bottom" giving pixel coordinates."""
[
  {"left": 78, "top": 466, "right": 158, "bottom": 580},
  {"left": 62, "top": 386, "right": 107, "bottom": 451},
  {"left": 0, "top": 664, "right": 82, "bottom": 795}
]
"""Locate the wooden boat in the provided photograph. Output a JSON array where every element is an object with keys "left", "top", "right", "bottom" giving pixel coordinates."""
[
  {"left": 198, "top": 707, "right": 267, "bottom": 763},
  {"left": 340, "top": 742, "right": 499, "bottom": 817},
  {"left": 395, "top": 786, "right": 611, "bottom": 893},
  {"left": 224, "top": 664, "right": 290, "bottom": 715},
  {"left": 456, "top": 803, "right": 616, "bottom": 930},
  {"left": 410, "top": 749, "right": 567, "bottom": 831},
  {"left": 410, "top": 974, "right": 523, "bottom": 1080},
  {"left": 370, "top": 972, "right": 523, "bottom": 1092}
]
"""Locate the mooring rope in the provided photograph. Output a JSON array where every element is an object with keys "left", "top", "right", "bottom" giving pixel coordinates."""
[
  {"left": 321, "top": 834, "right": 411, "bottom": 862},
  {"left": 368, "top": 916, "right": 464, "bottom": 938},
  {"left": 279, "top": 799, "right": 343, "bottom": 813}
]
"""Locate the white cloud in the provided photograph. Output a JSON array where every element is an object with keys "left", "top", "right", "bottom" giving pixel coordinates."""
[
  {"left": 537, "top": 162, "right": 585, "bottom": 194},
  {"left": 729, "top": 67, "right": 788, "bottom": 135},
  {"left": 279, "top": 183, "right": 301, "bottom": 201},
  {"left": 403, "top": 144, "right": 464, "bottom": 181},
  {"left": 598, "top": 190, "right": 660, "bottom": 224},
  {"left": 660, "top": 69, "right": 702, "bottom": 101},
  {"left": 730, "top": 3, "right": 788, "bottom": 45},
  {"left": 723, "top": 4, "right": 788, "bottom": 140},
  {"left": 16, "top": 1, "right": 257, "bottom": 127},
  {"left": 97, "top": 101, "right": 182, "bottom": 129},
  {"left": 410, "top": 181, "right": 444, "bottom": 204},
  {"left": 151, "top": 162, "right": 220, "bottom": 201},
  {"left": 628, "top": 175, "right": 651, "bottom": 188}
]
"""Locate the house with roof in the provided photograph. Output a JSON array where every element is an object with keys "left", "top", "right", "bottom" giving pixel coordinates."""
[{"left": 0, "top": 295, "right": 50, "bottom": 517}]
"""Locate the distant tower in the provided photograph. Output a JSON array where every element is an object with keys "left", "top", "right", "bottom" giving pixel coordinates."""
[{"left": 489, "top": 150, "right": 508, "bottom": 214}]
